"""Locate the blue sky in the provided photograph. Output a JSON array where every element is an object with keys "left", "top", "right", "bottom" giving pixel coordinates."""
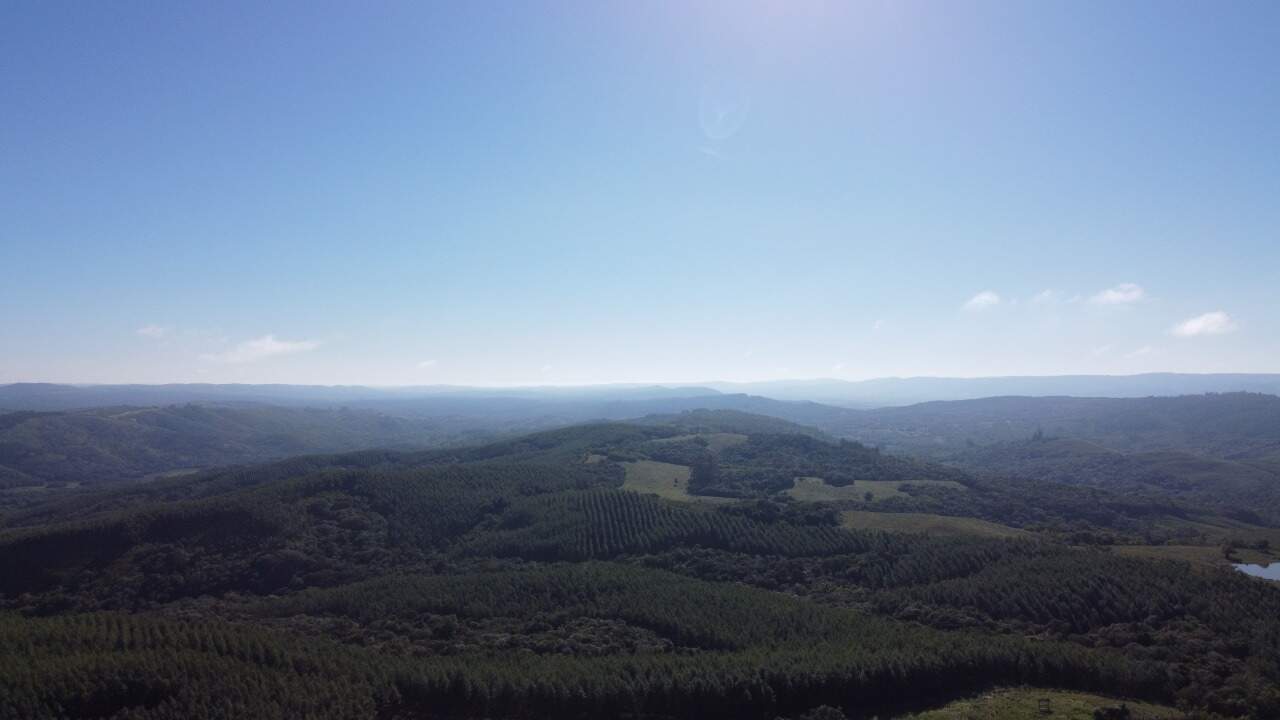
[{"left": 2, "top": 1, "right": 1277, "bottom": 385}]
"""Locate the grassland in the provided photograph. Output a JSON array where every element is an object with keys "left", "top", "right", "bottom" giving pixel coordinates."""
[
  {"left": 621, "top": 460, "right": 734, "bottom": 504},
  {"left": 1155, "top": 515, "right": 1280, "bottom": 545},
  {"left": 898, "top": 687, "right": 1185, "bottom": 719},
  {"left": 840, "top": 510, "right": 1026, "bottom": 539},
  {"left": 788, "top": 476, "right": 968, "bottom": 503},
  {"left": 1232, "top": 546, "right": 1279, "bottom": 564},
  {"left": 1113, "top": 544, "right": 1227, "bottom": 567},
  {"left": 1113, "top": 540, "right": 1277, "bottom": 570},
  {"left": 140, "top": 467, "right": 202, "bottom": 481}
]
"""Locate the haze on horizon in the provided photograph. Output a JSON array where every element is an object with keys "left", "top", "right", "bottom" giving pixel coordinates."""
[{"left": 3, "top": 2, "right": 1278, "bottom": 387}]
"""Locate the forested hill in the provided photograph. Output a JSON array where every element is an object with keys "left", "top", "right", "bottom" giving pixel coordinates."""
[
  {"left": 9, "top": 375, "right": 1279, "bottom": 411},
  {"left": 0, "top": 396, "right": 862, "bottom": 489},
  {"left": 2, "top": 415, "right": 1278, "bottom": 718},
  {"left": 831, "top": 392, "right": 1280, "bottom": 460},
  {"left": 954, "top": 437, "right": 1280, "bottom": 523},
  {"left": 0, "top": 382, "right": 726, "bottom": 411},
  {"left": 0, "top": 404, "right": 482, "bottom": 487},
  {"left": 820, "top": 393, "right": 1280, "bottom": 526},
  {"left": 8, "top": 393, "right": 1280, "bottom": 534},
  {"left": 709, "top": 373, "right": 1280, "bottom": 406}
]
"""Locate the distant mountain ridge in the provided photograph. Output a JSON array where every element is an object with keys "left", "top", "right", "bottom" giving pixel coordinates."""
[
  {"left": 4, "top": 373, "right": 1277, "bottom": 411},
  {"left": 0, "top": 395, "right": 853, "bottom": 487},
  {"left": 0, "top": 404, "right": 473, "bottom": 486},
  {"left": 5, "top": 383, "right": 1280, "bottom": 514},
  {"left": 832, "top": 392, "right": 1280, "bottom": 460},
  {"left": 0, "top": 382, "right": 724, "bottom": 411},
  {"left": 706, "top": 373, "right": 1280, "bottom": 406}
]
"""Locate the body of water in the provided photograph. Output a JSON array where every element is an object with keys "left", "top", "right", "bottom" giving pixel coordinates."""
[{"left": 1234, "top": 563, "right": 1280, "bottom": 580}]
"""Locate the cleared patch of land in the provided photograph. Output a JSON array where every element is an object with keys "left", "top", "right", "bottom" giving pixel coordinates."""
[
  {"left": 788, "top": 476, "right": 967, "bottom": 503},
  {"left": 650, "top": 432, "right": 748, "bottom": 454},
  {"left": 1148, "top": 516, "right": 1280, "bottom": 561},
  {"left": 1114, "top": 542, "right": 1278, "bottom": 568},
  {"left": 898, "top": 687, "right": 1184, "bottom": 719},
  {"left": 140, "top": 467, "right": 201, "bottom": 482},
  {"left": 1232, "top": 546, "right": 1279, "bottom": 564},
  {"left": 1113, "top": 544, "right": 1227, "bottom": 567},
  {"left": 622, "top": 460, "right": 733, "bottom": 504},
  {"left": 840, "top": 510, "right": 1025, "bottom": 539},
  {"left": 1156, "top": 515, "right": 1280, "bottom": 543}
]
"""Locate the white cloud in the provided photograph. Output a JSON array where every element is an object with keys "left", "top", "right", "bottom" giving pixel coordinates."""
[
  {"left": 872, "top": 319, "right": 885, "bottom": 331},
  {"left": 417, "top": 359, "right": 438, "bottom": 369},
  {"left": 1092, "top": 345, "right": 1112, "bottom": 357},
  {"left": 137, "top": 325, "right": 168, "bottom": 338},
  {"left": 962, "top": 291, "right": 1001, "bottom": 311},
  {"left": 202, "top": 334, "right": 320, "bottom": 364},
  {"left": 1089, "top": 283, "right": 1145, "bottom": 305},
  {"left": 1030, "top": 289, "right": 1059, "bottom": 305},
  {"left": 1125, "top": 345, "right": 1155, "bottom": 359},
  {"left": 1171, "top": 311, "right": 1238, "bottom": 338},
  {"left": 831, "top": 362, "right": 845, "bottom": 372}
]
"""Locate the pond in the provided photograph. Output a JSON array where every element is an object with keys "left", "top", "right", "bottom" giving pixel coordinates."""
[{"left": 1234, "top": 563, "right": 1280, "bottom": 580}]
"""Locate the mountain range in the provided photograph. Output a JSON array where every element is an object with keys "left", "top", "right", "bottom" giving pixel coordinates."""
[{"left": 5, "top": 372, "right": 1280, "bottom": 411}]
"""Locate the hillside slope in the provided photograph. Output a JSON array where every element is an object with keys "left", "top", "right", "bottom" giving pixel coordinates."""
[
  {"left": 833, "top": 392, "right": 1280, "bottom": 459},
  {"left": 0, "top": 404, "right": 472, "bottom": 485},
  {"left": 955, "top": 437, "right": 1280, "bottom": 524},
  {"left": 1, "top": 418, "right": 1277, "bottom": 718}
]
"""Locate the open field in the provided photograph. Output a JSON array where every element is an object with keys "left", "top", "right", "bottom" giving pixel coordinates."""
[
  {"left": 1149, "top": 517, "right": 1280, "bottom": 564},
  {"left": 1115, "top": 542, "right": 1278, "bottom": 568},
  {"left": 840, "top": 510, "right": 1026, "bottom": 539},
  {"left": 622, "top": 460, "right": 734, "bottom": 504},
  {"left": 1232, "top": 546, "right": 1279, "bottom": 564},
  {"left": 1156, "top": 516, "right": 1280, "bottom": 545},
  {"left": 1113, "top": 544, "right": 1227, "bottom": 566},
  {"left": 788, "top": 476, "right": 968, "bottom": 503},
  {"left": 140, "top": 467, "right": 202, "bottom": 481},
  {"left": 898, "top": 687, "right": 1185, "bottom": 719}
]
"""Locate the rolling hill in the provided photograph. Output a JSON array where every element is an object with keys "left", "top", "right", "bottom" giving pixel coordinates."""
[
  {"left": 954, "top": 437, "right": 1280, "bottom": 524},
  {"left": 707, "top": 373, "right": 1280, "bottom": 406},
  {"left": 2, "top": 415, "right": 1278, "bottom": 718},
  {"left": 0, "top": 404, "right": 474, "bottom": 487},
  {"left": 0, "top": 395, "right": 864, "bottom": 489},
  {"left": 826, "top": 392, "right": 1280, "bottom": 460}
]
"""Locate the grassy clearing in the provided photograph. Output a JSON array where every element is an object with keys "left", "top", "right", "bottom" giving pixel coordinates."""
[
  {"left": 1232, "top": 546, "right": 1279, "bottom": 564},
  {"left": 1144, "top": 517, "right": 1280, "bottom": 564},
  {"left": 1157, "top": 516, "right": 1280, "bottom": 545},
  {"left": 621, "top": 460, "right": 733, "bottom": 504},
  {"left": 1114, "top": 542, "right": 1277, "bottom": 569},
  {"left": 840, "top": 510, "right": 1026, "bottom": 539},
  {"left": 1113, "top": 544, "right": 1227, "bottom": 567},
  {"left": 788, "top": 476, "right": 967, "bottom": 503},
  {"left": 898, "top": 687, "right": 1185, "bottom": 719},
  {"left": 140, "top": 467, "right": 201, "bottom": 482}
]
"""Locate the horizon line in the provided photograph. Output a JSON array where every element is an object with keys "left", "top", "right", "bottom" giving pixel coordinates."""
[{"left": 4, "top": 370, "right": 1280, "bottom": 391}]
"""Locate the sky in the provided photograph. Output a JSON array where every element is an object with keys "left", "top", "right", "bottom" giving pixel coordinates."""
[{"left": 2, "top": 1, "right": 1278, "bottom": 386}]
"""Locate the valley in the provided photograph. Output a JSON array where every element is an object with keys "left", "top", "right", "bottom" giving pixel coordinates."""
[{"left": 2, "top": 393, "right": 1279, "bottom": 718}]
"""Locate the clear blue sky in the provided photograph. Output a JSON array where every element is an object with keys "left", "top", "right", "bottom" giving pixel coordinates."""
[{"left": 3, "top": 1, "right": 1277, "bottom": 385}]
